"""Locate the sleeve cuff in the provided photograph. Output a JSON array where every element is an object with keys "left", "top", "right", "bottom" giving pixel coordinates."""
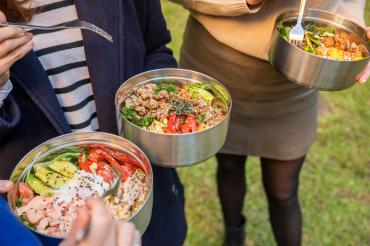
[
  {"left": 171, "top": 0, "right": 265, "bottom": 16},
  {"left": 0, "top": 80, "right": 13, "bottom": 108},
  {"left": 245, "top": 1, "right": 265, "bottom": 14}
]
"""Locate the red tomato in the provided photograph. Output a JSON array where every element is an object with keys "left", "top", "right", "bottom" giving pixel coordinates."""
[
  {"left": 164, "top": 113, "right": 177, "bottom": 134},
  {"left": 87, "top": 148, "right": 104, "bottom": 163},
  {"left": 78, "top": 153, "right": 91, "bottom": 172},
  {"left": 119, "top": 165, "right": 135, "bottom": 181},
  {"left": 18, "top": 182, "right": 34, "bottom": 205}
]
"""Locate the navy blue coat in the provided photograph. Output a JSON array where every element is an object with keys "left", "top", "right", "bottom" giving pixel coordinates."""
[{"left": 0, "top": 0, "right": 187, "bottom": 245}]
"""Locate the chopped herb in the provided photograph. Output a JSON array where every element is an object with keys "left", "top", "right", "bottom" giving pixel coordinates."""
[
  {"left": 155, "top": 83, "right": 178, "bottom": 94},
  {"left": 122, "top": 106, "right": 137, "bottom": 123},
  {"left": 196, "top": 113, "right": 206, "bottom": 124},
  {"left": 170, "top": 98, "right": 194, "bottom": 115},
  {"left": 137, "top": 116, "right": 154, "bottom": 128},
  {"left": 122, "top": 106, "right": 153, "bottom": 128}
]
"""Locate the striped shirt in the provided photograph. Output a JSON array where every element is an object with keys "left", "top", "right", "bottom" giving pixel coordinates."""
[{"left": 27, "top": 0, "right": 99, "bottom": 132}]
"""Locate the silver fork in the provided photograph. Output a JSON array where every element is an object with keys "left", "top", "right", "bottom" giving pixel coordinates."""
[
  {"left": 0, "top": 20, "right": 113, "bottom": 43},
  {"left": 289, "top": 0, "right": 307, "bottom": 46}
]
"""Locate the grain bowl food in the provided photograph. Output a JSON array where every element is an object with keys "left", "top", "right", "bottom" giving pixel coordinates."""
[
  {"left": 8, "top": 133, "right": 153, "bottom": 240},
  {"left": 269, "top": 9, "right": 370, "bottom": 91},
  {"left": 121, "top": 81, "right": 228, "bottom": 134},
  {"left": 115, "top": 69, "right": 231, "bottom": 166},
  {"left": 277, "top": 22, "right": 369, "bottom": 61}
]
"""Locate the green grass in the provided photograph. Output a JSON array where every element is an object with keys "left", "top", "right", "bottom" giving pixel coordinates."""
[{"left": 161, "top": 1, "right": 370, "bottom": 245}]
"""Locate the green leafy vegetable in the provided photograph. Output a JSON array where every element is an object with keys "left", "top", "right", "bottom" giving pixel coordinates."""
[
  {"left": 277, "top": 23, "right": 292, "bottom": 40},
  {"left": 196, "top": 113, "right": 206, "bottom": 124},
  {"left": 15, "top": 197, "right": 23, "bottom": 208},
  {"left": 19, "top": 214, "right": 36, "bottom": 230},
  {"left": 155, "top": 83, "right": 178, "bottom": 94},
  {"left": 137, "top": 116, "right": 154, "bottom": 128},
  {"left": 122, "top": 106, "right": 137, "bottom": 121},
  {"left": 277, "top": 22, "right": 337, "bottom": 54},
  {"left": 122, "top": 106, "right": 153, "bottom": 128}
]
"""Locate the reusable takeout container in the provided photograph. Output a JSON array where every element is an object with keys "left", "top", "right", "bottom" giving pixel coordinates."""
[
  {"left": 7, "top": 132, "right": 153, "bottom": 245},
  {"left": 269, "top": 9, "right": 370, "bottom": 91},
  {"left": 115, "top": 68, "right": 232, "bottom": 167}
]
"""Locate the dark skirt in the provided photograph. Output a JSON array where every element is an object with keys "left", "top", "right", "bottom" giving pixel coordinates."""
[{"left": 180, "top": 17, "right": 318, "bottom": 160}]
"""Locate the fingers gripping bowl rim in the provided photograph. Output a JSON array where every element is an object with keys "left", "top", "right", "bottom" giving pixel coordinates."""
[
  {"left": 115, "top": 68, "right": 232, "bottom": 167},
  {"left": 7, "top": 132, "right": 153, "bottom": 242},
  {"left": 268, "top": 9, "right": 370, "bottom": 91}
]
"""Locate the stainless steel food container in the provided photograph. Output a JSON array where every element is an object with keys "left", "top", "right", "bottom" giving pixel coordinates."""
[
  {"left": 269, "top": 9, "right": 370, "bottom": 91},
  {"left": 115, "top": 68, "right": 232, "bottom": 167},
  {"left": 7, "top": 132, "right": 153, "bottom": 244}
]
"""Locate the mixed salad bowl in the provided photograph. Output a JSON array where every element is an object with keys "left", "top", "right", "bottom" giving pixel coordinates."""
[
  {"left": 7, "top": 132, "right": 153, "bottom": 243},
  {"left": 269, "top": 9, "right": 370, "bottom": 90},
  {"left": 116, "top": 68, "right": 232, "bottom": 167}
]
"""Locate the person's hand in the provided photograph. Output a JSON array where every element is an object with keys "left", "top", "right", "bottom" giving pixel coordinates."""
[
  {"left": 0, "top": 11, "right": 34, "bottom": 87},
  {"left": 356, "top": 27, "right": 370, "bottom": 84},
  {"left": 0, "top": 180, "right": 14, "bottom": 193},
  {"left": 60, "top": 199, "right": 141, "bottom": 246}
]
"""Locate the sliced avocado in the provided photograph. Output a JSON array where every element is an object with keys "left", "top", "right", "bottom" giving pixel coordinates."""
[
  {"left": 26, "top": 174, "right": 52, "bottom": 196},
  {"left": 187, "top": 84, "right": 214, "bottom": 102},
  {"left": 34, "top": 166, "right": 69, "bottom": 189},
  {"left": 48, "top": 160, "right": 77, "bottom": 178},
  {"left": 193, "top": 88, "right": 214, "bottom": 102}
]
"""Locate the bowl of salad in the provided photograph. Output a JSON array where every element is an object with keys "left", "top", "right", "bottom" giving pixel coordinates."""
[
  {"left": 7, "top": 132, "right": 153, "bottom": 245},
  {"left": 115, "top": 68, "right": 231, "bottom": 167},
  {"left": 269, "top": 9, "right": 370, "bottom": 90}
]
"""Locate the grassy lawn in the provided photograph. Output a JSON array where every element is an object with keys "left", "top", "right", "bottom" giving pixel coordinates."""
[{"left": 161, "top": 1, "right": 370, "bottom": 245}]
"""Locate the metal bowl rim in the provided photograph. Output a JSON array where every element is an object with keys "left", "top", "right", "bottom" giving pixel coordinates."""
[
  {"left": 273, "top": 8, "right": 370, "bottom": 63},
  {"left": 116, "top": 68, "right": 232, "bottom": 136},
  {"left": 7, "top": 131, "right": 153, "bottom": 240}
]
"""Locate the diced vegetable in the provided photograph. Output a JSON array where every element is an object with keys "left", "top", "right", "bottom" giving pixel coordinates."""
[{"left": 18, "top": 182, "right": 34, "bottom": 205}]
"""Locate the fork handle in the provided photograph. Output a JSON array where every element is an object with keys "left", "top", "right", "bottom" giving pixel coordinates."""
[
  {"left": 297, "top": 0, "right": 307, "bottom": 26},
  {"left": 0, "top": 22, "right": 67, "bottom": 30}
]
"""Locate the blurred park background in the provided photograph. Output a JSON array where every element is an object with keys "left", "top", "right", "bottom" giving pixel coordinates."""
[{"left": 160, "top": 1, "right": 370, "bottom": 245}]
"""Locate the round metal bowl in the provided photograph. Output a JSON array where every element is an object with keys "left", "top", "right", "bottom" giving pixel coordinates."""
[
  {"left": 269, "top": 9, "right": 370, "bottom": 91},
  {"left": 7, "top": 132, "right": 153, "bottom": 245},
  {"left": 115, "top": 68, "right": 232, "bottom": 167}
]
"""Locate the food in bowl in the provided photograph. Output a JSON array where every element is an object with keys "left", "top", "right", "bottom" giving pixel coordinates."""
[
  {"left": 277, "top": 22, "right": 369, "bottom": 61},
  {"left": 121, "top": 81, "right": 228, "bottom": 134},
  {"left": 14, "top": 145, "right": 149, "bottom": 237}
]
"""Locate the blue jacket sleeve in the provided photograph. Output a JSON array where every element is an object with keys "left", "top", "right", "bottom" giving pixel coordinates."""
[
  {"left": 0, "top": 95, "right": 21, "bottom": 140},
  {"left": 143, "top": 0, "right": 177, "bottom": 70}
]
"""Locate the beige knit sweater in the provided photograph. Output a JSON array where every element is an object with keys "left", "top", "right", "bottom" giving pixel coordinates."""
[{"left": 171, "top": 0, "right": 366, "bottom": 60}]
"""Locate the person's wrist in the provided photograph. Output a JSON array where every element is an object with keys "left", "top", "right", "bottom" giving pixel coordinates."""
[
  {"left": 0, "top": 71, "right": 10, "bottom": 87},
  {"left": 246, "top": 0, "right": 264, "bottom": 6}
]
